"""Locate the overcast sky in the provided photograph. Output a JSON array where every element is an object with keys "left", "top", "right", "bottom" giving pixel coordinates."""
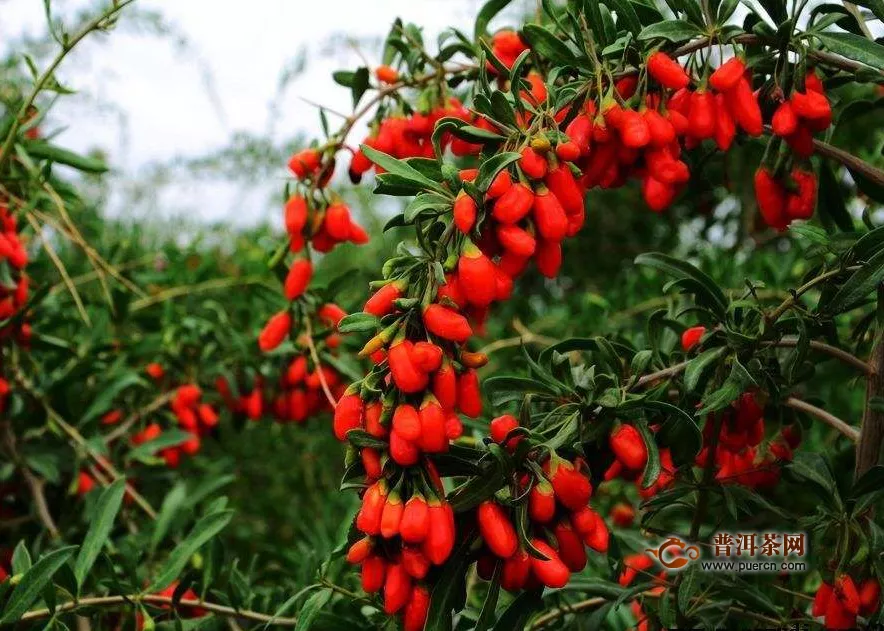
[{"left": 1, "top": 0, "right": 528, "bottom": 225}]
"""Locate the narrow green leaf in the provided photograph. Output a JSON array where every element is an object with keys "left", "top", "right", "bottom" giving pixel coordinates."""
[
  {"left": 638, "top": 19, "right": 702, "bottom": 42},
  {"left": 295, "top": 588, "right": 331, "bottom": 631},
  {"left": 75, "top": 479, "right": 126, "bottom": 589},
  {"left": 814, "top": 32, "right": 884, "bottom": 71},
  {"left": 0, "top": 546, "right": 78, "bottom": 625},
  {"left": 475, "top": 0, "right": 513, "bottom": 40},
  {"left": 521, "top": 24, "right": 579, "bottom": 65},
  {"left": 827, "top": 248, "right": 884, "bottom": 314},
  {"left": 148, "top": 510, "right": 233, "bottom": 591}
]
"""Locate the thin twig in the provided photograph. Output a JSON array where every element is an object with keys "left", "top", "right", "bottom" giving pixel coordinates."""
[
  {"left": 304, "top": 316, "right": 337, "bottom": 408},
  {"left": 104, "top": 391, "right": 175, "bottom": 444},
  {"left": 25, "top": 212, "right": 91, "bottom": 325},
  {"left": 775, "top": 337, "right": 871, "bottom": 375},
  {"left": 14, "top": 368, "right": 158, "bottom": 519},
  {"left": 0, "top": 421, "right": 60, "bottom": 539},
  {"left": 784, "top": 396, "right": 860, "bottom": 442},
  {"left": 12, "top": 595, "right": 299, "bottom": 627},
  {"left": 0, "top": 0, "right": 138, "bottom": 167},
  {"left": 129, "top": 276, "right": 273, "bottom": 311}
]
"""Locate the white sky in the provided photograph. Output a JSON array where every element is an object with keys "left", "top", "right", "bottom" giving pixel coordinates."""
[{"left": 1, "top": 0, "right": 528, "bottom": 225}]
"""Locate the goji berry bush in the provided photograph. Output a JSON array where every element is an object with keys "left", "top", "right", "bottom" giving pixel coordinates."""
[{"left": 2, "top": 0, "right": 884, "bottom": 630}]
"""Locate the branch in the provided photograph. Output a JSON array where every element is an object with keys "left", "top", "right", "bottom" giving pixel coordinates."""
[
  {"left": 0, "top": 421, "right": 60, "bottom": 539},
  {"left": 0, "top": 0, "right": 138, "bottom": 167},
  {"left": 303, "top": 316, "right": 338, "bottom": 408},
  {"left": 775, "top": 337, "right": 871, "bottom": 375},
  {"left": 12, "top": 595, "right": 299, "bottom": 627},
  {"left": 784, "top": 396, "right": 860, "bottom": 443},
  {"left": 634, "top": 359, "right": 691, "bottom": 388},
  {"left": 103, "top": 391, "right": 175, "bottom": 444},
  {"left": 14, "top": 368, "right": 158, "bottom": 519},
  {"left": 857, "top": 311, "right": 884, "bottom": 476},
  {"left": 767, "top": 266, "right": 860, "bottom": 323}
]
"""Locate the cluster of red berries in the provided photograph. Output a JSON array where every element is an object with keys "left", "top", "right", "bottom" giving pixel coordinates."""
[
  {"left": 345, "top": 477, "right": 453, "bottom": 631},
  {"left": 683, "top": 327, "right": 801, "bottom": 487},
  {"left": 258, "top": 157, "right": 369, "bottom": 355},
  {"left": 472, "top": 417, "right": 611, "bottom": 592},
  {"left": 349, "top": 98, "right": 472, "bottom": 181},
  {"left": 251, "top": 305, "right": 348, "bottom": 423},
  {"left": 604, "top": 423, "right": 676, "bottom": 500},
  {"left": 695, "top": 392, "right": 799, "bottom": 488},
  {"left": 0, "top": 200, "right": 31, "bottom": 412},
  {"left": 812, "top": 574, "right": 880, "bottom": 629}
]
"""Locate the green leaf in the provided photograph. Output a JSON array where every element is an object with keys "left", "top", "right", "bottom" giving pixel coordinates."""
[
  {"left": 337, "top": 312, "right": 380, "bottom": 334},
  {"left": 127, "top": 429, "right": 193, "bottom": 462},
  {"left": 350, "top": 67, "right": 370, "bottom": 107},
  {"left": 521, "top": 24, "right": 579, "bottom": 65},
  {"left": 638, "top": 19, "right": 702, "bottom": 42},
  {"left": 361, "top": 145, "right": 445, "bottom": 194},
  {"left": 0, "top": 546, "right": 78, "bottom": 625},
  {"left": 449, "top": 461, "right": 506, "bottom": 512},
  {"left": 648, "top": 400, "right": 703, "bottom": 462},
  {"left": 11, "top": 541, "right": 31, "bottom": 575},
  {"left": 684, "top": 347, "right": 724, "bottom": 392},
  {"left": 74, "top": 479, "right": 126, "bottom": 589},
  {"left": 151, "top": 483, "right": 189, "bottom": 552},
  {"left": 148, "top": 510, "right": 233, "bottom": 591},
  {"left": 474, "top": 561, "right": 503, "bottom": 631},
  {"left": 475, "top": 0, "right": 513, "bottom": 40},
  {"left": 403, "top": 193, "right": 451, "bottom": 223},
  {"left": 82, "top": 372, "right": 145, "bottom": 422},
  {"left": 852, "top": 465, "right": 884, "bottom": 499},
  {"left": 491, "top": 590, "right": 543, "bottom": 630},
  {"left": 635, "top": 252, "right": 727, "bottom": 317},
  {"left": 295, "top": 588, "right": 331, "bottom": 631},
  {"left": 604, "top": 0, "right": 642, "bottom": 35},
  {"left": 787, "top": 453, "right": 840, "bottom": 505},
  {"left": 853, "top": 0, "right": 884, "bottom": 22},
  {"left": 476, "top": 152, "right": 521, "bottom": 193},
  {"left": 851, "top": 226, "right": 884, "bottom": 262},
  {"left": 25, "top": 142, "right": 108, "bottom": 173},
  {"left": 637, "top": 420, "right": 661, "bottom": 489},
  {"left": 425, "top": 533, "right": 475, "bottom": 631},
  {"left": 827, "top": 247, "right": 884, "bottom": 314},
  {"left": 814, "top": 32, "right": 884, "bottom": 71}
]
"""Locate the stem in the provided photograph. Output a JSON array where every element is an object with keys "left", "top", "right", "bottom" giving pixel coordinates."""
[
  {"left": 0, "top": 421, "right": 60, "bottom": 539},
  {"left": 0, "top": 0, "right": 138, "bottom": 167},
  {"left": 635, "top": 359, "right": 691, "bottom": 388},
  {"left": 11, "top": 595, "right": 299, "bottom": 627},
  {"left": 14, "top": 367, "right": 158, "bottom": 519},
  {"left": 767, "top": 266, "right": 860, "bottom": 323},
  {"left": 857, "top": 301, "right": 884, "bottom": 477},
  {"left": 784, "top": 396, "right": 860, "bottom": 442},
  {"left": 103, "top": 391, "right": 175, "bottom": 444},
  {"left": 304, "top": 316, "right": 338, "bottom": 408},
  {"left": 775, "top": 337, "right": 870, "bottom": 375}
]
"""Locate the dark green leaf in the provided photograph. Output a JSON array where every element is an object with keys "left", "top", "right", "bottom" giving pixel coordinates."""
[
  {"left": 637, "top": 20, "right": 702, "bottom": 42},
  {"left": 814, "top": 32, "right": 884, "bottom": 71},
  {"left": 337, "top": 312, "right": 380, "bottom": 334},
  {"left": 74, "top": 479, "right": 126, "bottom": 589},
  {"left": 475, "top": 0, "right": 513, "bottom": 40},
  {"left": 0, "top": 546, "right": 78, "bottom": 624},
  {"left": 521, "top": 24, "right": 579, "bottom": 65},
  {"left": 295, "top": 589, "right": 331, "bottom": 631},
  {"left": 148, "top": 510, "right": 233, "bottom": 591},
  {"left": 827, "top": 248, "right": 884, "bottom": 314}
]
